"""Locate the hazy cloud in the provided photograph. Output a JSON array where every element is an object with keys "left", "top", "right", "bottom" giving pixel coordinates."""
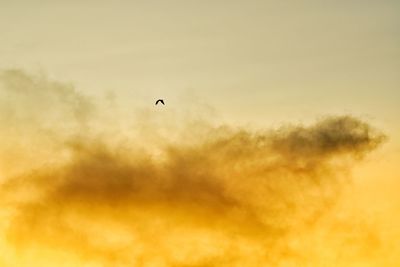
[{"left": 0, "top": 70, "right": 391, "bottom": 266}]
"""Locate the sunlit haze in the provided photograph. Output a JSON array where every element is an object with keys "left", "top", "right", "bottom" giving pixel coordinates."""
[{"left": 1, "top": 1, "right": 399, "bottom": 266}]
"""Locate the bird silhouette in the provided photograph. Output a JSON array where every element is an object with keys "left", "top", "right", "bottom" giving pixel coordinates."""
[{"left": 155, "top": 99, "right": 165, "bottom": 105}]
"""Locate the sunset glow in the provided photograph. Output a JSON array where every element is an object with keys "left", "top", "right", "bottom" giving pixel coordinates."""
[{"left": 1, "top": 1, "right": 399, "bottom": 266}]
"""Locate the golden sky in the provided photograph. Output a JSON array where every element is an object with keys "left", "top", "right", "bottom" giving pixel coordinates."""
[{"left": 0, "top": 1, "right": 399, "bottom": 266}]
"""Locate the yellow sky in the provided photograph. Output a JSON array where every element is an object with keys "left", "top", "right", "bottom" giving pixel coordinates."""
[{"left": 0, "top": 1, "right": 399, "bottom": 266}]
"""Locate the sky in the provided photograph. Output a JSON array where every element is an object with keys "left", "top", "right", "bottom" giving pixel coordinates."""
[
  {"left": 1, "top": 1, "right": 399, "bottom": 124},
  {"left": 0, "top": 1, "right": 399, "bottom": 266}
]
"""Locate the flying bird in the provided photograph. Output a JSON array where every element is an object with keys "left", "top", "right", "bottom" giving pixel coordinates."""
[{"left": 155, "top": 99, "right": 165, "bottom": 105}]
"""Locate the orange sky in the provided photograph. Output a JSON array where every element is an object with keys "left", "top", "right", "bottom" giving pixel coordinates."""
[{"left": 0, "top": 1, "right": 399, "bottom": 266}]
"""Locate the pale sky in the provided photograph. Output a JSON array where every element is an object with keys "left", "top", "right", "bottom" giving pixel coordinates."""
[{"left": 1, "top": 1, "right": 399, "bottom": 128}]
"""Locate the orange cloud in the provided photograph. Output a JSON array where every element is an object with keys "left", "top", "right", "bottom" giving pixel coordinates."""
[{"left": 0, "top": 70, "right": 392, "bottom": 266}]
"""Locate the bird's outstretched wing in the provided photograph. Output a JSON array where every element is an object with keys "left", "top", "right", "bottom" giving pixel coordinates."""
[{"left": 155, "top": 99, "right": 165, "bottom": 105}]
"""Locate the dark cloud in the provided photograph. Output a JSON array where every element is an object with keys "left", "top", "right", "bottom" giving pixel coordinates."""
[{"left": 0, "top": 70, "right": 388, "bottom": 266}]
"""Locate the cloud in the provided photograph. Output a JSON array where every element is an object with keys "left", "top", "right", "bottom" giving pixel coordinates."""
[{"left": 0, "top": 69, "right": 390, "bottom": 266}]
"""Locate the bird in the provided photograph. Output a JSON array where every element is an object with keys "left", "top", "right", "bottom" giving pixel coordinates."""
[{"left": 155, "top": 99, "right": 165, "bottom": 105}]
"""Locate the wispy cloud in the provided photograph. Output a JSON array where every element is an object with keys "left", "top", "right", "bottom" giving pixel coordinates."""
[{"left": 0, "top": 70, "right": 391, "bottom": 266}]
